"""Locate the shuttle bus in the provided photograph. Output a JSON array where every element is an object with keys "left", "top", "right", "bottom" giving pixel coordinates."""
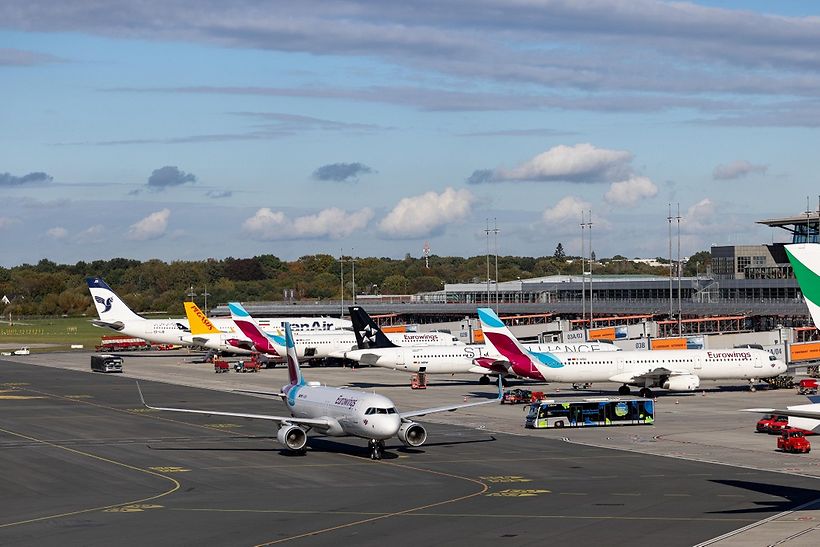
[{"left": 525, "top": 397, "right": 654, "bottom": 429}]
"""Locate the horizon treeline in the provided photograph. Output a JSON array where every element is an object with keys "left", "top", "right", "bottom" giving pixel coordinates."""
[{"left": 0, "top": 250, "right": 711, "bottom": 317}]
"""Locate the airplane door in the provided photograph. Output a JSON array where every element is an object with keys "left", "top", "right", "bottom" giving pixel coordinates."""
[
  {"left": 694, "top": 355, "right": 703, "bottom": 370},
  {"left": 396, "top": 349, "right": 406, "bottom": 366},
  {"left": 617, "top": 358, "right": 624, "bottom": 372}
]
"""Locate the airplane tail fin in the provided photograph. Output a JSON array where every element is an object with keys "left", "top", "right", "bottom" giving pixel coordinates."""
[
  {"left": 477, "top": 308, "right": 540, "bottom": 375},
  {"left": 283, "top": 322, "right": 305, "bottom": 386},
  {"left": 785, "top": 244, "right": 820, "bottom": 330},
  {"left": 228, "top": 302, "right": 280, "bottom": 355},
  {"left": 86, "top": 277, "right": 144, "bottom": 325},
  {"left": 348, "top": 306, "right": 397, "bottom": 349},
  {"left": 184, "top": 302, "right": 221, "bottom": 335}
]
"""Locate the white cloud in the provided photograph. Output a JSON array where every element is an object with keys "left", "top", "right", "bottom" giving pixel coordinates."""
[
  {"left": 243, "top": 207, "right": 373, "bottom": 240},
  {"left": 542, "top": 195, "right": 591, "bottom": 225},
  {"left": 682, "top": 198, "right": 718, "bottom": 234},
  {"left": 468, "top": 143, "right": 633, "bottom": 183},
  {"left": 127, "top": 209, "right": 170, "bottom": 240},
  {"left": 712, "top": 160, "right": 768, "bottom": 180},
  {"left": 47, "top": 226, "right": 68, "bottom": 239},
  {"left": 76, "top": 224, "right": 105, "bottom": 243},
  {"left": 379, "top": 187, "right": 474, "bottom": 238},
  {"left": 604, "top": 176, "right": 658, "bottom": 206},
  {"left": 0, "top": 217, "right": 17, "bottom": 229}
]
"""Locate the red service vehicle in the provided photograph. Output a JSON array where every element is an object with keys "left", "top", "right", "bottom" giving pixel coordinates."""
[
  {"left": 213, "top": 359, "right": 230, "bottom": 373},
  {"left": 502, "top": 389, "right": 534, "bottom": 404},
  {"left": 777, "top": 430, "right": 811, "bottom": 453},
  {"left": 96, "top": 335, "right": 151, "bottom": 352},
  {"left": 233, "top": 360, "right": 261, "bottom": 373},
  {"left": 798, "top": 378, "right": 819, "bottom": 395},
  {"left": 756, "top": 414, "right": 790, "bottom": 434}
]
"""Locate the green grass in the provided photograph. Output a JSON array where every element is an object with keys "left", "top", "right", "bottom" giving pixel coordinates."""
[{"left": 0, "top": 317, "right": 107, "bottom": 351}]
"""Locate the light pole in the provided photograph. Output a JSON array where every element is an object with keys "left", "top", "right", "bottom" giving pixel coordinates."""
[
  {"left": 339, "top": 250, "right": 344, "bottom": 318},
  {"left": 200, "top": 285, "right": 211, "bottom": 314}
]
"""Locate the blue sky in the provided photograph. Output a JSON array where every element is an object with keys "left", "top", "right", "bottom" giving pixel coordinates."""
[{"left": 2, "top": 1, "right": 820, "bottom": 267}]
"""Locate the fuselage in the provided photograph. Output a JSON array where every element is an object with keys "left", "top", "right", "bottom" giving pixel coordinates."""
[
  {"left": 284, "top": 383, "right": 400, "bottom": 440},
  {"left": 95, "top": 317, "right": 351, "bottom": 349},
  {"left": 509, "top": 348, "right": 787, "bottom": 384},
  {"left": 345, "top": 341, "right": 619, "bottom": 374},
  {"left": 264, "top": 330, "right": 463, "bottom": 361}
]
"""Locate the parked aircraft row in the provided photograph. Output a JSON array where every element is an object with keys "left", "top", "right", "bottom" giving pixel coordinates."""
[{"left": 88, "top": 277, "right": 788, "bottom": 397}]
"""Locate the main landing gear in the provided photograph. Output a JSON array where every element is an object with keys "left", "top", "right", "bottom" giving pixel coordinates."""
[
  {"left": 619, "top": 384, "right": 654, "bottom": 398},
  {"left": 368, "top": 439, "right": 385, "bottom": 460},
  {"left": 479, "top": 375, "right": 491, "bottom": 385}
]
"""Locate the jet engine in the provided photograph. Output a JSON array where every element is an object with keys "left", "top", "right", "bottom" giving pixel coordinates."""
[
  {"left": 397, "top": 422, "right": 427, "bottom": 447},
  {"left": 662, "top": 374, "right": 700, "bottom": 391},
  {"left": 277, "top": 424, "right": 307, "bottom": 451}
]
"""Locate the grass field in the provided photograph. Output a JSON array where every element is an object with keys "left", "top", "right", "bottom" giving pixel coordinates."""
[{"left": 0, "top": 317, "right": 106, "bottom": 351}]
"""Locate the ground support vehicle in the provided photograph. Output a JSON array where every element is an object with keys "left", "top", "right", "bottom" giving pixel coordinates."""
[
  {"left": 798, "top": 378, "right": 818, "bottom": 395},
  {"left": 214, "top": 360, "right": 230, "bottom": 373},
  {"left": 90, "top": 354, "right": 123, "bottom": 373},
  {"left": 233, "top": 360, "right": 261, "bottom": 373},
  {"left": 502, "top": 389, "right": 532, "bottom": 404},
  {"left": 525, "top": 397, "right": 654, "bottom": 428},
  {"left": 96, "top": 335, "right": 151, "bottom": 352},
  {"left": 411, "top": 372, "right": 427, "bottom": 389},
  {"left": 777, "top": 430, "right": 811, "bottom": 453},
  {"left": 763, "top": 415, "right": 791, "bottom": 435}
]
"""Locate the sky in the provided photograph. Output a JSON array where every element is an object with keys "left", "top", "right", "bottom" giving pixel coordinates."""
[{"left": 2, "top": 0, "right": 820, "bottom": 268}]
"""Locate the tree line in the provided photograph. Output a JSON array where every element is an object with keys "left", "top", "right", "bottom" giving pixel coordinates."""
[{"left": 0, "top": 248, "right": 711, "bottom": 317}]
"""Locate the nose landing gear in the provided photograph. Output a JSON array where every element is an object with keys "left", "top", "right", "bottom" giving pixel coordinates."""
[{"left": 368, "top": 439, "right": 385, "bottom": 460}]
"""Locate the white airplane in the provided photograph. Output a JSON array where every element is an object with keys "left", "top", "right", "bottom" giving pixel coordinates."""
[
  {"left": 478, "top": 308, "right": 788, "bottom": 397},
  {"left": 138, "top": 322, "right": 502, "bottom": 459},
  {"left": 86, "top": 277, "right": 351, "bottom": 348},
  {"left": 344, "top": 306, "right": 620, "bottom": 384},
  {"left": 226, "top": 302, "right": 460, "bottom": 362}
]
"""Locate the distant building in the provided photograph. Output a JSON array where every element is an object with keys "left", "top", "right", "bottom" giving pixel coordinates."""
[{"left": 711, "top": 210, "right": 819, "bottom": 280}]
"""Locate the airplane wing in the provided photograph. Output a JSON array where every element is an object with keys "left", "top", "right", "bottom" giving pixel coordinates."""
[
  {"left": 231, "top": 388, "right": 287, "bottom": 399},
  {"left": 740, "top": 406, "right": 820, "bottom": 420},
  {"left": 609, "top": 367, "right": 683, "bottom": 384},
  {"left": 353, "top": 352, "right": 382, "bottom": 365},
  {"left": 90, "top": 319, "right": 126, "bottom": 331},
  {"left": 473, "top": 357, "right": 511, "bottom": 374},
  {"left": 399, "top": 377, "right": 503, "bottom": 419},
  {"left": 137, "top": 383, "right": 328, "bottom": 427}
]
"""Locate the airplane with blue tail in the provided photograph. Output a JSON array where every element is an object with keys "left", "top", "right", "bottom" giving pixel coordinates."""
[{"left": 138, "top": 322, "right": 502, "bottom": 459}]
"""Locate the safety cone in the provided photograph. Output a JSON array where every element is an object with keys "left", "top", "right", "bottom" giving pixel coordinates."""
[{"left": 463, "top": 395, "right": 467, "bottom": 402}]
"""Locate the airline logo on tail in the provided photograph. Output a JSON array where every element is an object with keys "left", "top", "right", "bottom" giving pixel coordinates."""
[
  {"left": 94, "top": 296, "right": 113, "bottom": 313},
  {"left": 359, "top": 324, "right": 378, "bottom": 345},
  {"left": 477, "top": 308, "right": 563, "bottom": 376},
  {"left": 228, "top": 302, "right": 280, "bottom": 356},
  {"left": 785, "top": 244, "right": 820, "bottom": 329},
  {"left": 184, "top": 302, "right": 220, "bottom": 335},
  {"left": 283, "top": 323, "right": 305, "bottom": 403}
]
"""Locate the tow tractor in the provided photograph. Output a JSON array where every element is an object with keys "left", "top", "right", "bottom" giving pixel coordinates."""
[
  {"left": 777, "top": 429, "right": 811, "bottom": 453},
  {"left": 233, "top": 359, "right": 261, "bottom": 373},
  {"left": 411, "top": 371, "right": 428, "bottom": 389},
  {"left": 798, "top": 378, "right": 819, "bottom": 395}
]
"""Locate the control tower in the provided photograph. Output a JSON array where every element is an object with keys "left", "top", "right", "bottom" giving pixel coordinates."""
[{"left": 757, "top": 210, "right": 820, "bottom": 244}]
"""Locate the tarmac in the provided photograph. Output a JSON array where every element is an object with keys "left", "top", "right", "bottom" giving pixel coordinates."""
[{"left": 0, "top": 350, "right": 818, "bottom": 546}]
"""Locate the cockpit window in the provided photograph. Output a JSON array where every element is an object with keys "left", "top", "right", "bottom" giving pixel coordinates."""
[
  {"left": 365, "top": 407, "right": 397, "bottom": 415},
  {"left": 769, "top": 355, "right": 776, "bottom": 361}
]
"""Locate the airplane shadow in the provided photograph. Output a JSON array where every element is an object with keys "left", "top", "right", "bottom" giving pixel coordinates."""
[
  {"left": 707, "top": 479, "right": 820, "bottom": 514},
  {"left": 145, "top": 433, "right": 497, "bottom": 459}
]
